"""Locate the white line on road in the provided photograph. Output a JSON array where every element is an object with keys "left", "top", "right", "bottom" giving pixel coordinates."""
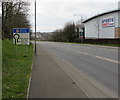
[
  {"left": 60, "top": 47, "right": 119, "bottom": 64},
  {"left": 76, "top": 50, "right": 119, "bottom": 64},
  {"left": 76, "top": 51, "right": 89, "bottom": 55},
  {"left": 95, "top": 56, "right": 119, "bottom": 64}
]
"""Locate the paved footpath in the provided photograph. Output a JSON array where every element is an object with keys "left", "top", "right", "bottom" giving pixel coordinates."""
[{"left": 28, "top": 44, "right": 88, "bottom": 98}]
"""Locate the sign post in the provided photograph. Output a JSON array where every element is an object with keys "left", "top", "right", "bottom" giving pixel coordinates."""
[
  {"left": 13, "top": 34, "right": 20, "bottom": 45},
  {"left": 13, "top": 28, "right": 30, "bottom": 57},
  {"left": 13, "top": 31, "right": 20, "bottom": 56},
  {"left": 13, "top": 28, "right": 30, "bottom": 45},
  {"left": 79, "top": 28, "right": 85, "bottom": 43}
]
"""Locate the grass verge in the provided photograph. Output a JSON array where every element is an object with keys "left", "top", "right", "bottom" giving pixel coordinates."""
[
  {"left": 0, "top": 39, "right": 2, "bottom": 99},
  {"left": 2, "top": 39, "right": 33, "bottom": 98}
]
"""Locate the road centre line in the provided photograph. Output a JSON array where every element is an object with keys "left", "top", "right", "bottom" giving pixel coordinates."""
[
  {"left": 76, "top": 51, "right": 89, "bottom": 55},
  {"left": 76, "top": 51, "right": 119, "bottom": 64},
  {"left": 95, "top": 56, "right": 119, "bottom": 64},
  {"left": 59, "top": 47, "right": 119, "bottom": 64}
]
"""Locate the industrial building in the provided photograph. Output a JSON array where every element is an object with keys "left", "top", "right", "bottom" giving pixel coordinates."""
[{"left": 83, "top": 9, "right": 120, "bottom": 39}]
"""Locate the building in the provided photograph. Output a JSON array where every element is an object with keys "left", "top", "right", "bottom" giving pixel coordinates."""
[{"left": 83, "top": 9, "right": 120, "bottom": 39}]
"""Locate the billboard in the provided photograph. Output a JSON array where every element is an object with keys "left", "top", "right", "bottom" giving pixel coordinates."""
[
  {"left": 101, "top": 17, "right": 115, "bottom": 27},
  {"left": 13, "top": 28, "right": 30, "bottom": 45}
]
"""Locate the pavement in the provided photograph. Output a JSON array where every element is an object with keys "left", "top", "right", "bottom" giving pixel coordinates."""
[
  {"left": 28, "top": 43, "right": 88, "bottom": 98},
  {"left": 29, "top": 42, "right": 118, "bottom": 98}
]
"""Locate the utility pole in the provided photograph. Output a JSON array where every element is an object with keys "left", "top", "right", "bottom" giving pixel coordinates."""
[
  {"left": 35, "top": 0, "right": 37, "bottom": 55},
  {"left": 73, "top": 15, "right": 84, "bottom": 43}
]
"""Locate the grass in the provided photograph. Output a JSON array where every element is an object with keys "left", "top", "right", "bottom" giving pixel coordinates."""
[
  {"left": 2, "top": 39, "right": 33, "bottom": 98},
  {"left": 0, "top": 39, "right": 2, "bottom": 99}
]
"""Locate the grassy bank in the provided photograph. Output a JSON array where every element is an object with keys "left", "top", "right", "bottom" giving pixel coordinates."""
[
  {"left": 0, "top": 39, "right": 2, "bottom": 99},
  {"left": 2, "top": 39, "right": 33, "bottom": 98}
]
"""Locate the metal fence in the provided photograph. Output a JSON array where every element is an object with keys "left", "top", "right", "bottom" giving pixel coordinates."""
[{"left": 77, "top": 39, "right": 120, "bottom": 45}]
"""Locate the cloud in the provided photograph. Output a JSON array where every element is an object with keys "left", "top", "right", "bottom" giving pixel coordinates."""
[{"left": 28, "top": 0, "right": 119, "bottom": 32}]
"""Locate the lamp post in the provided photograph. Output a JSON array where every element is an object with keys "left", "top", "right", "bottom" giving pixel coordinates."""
[
  {"left": 79, "top": 28, "right": 84, "bottom": 43},
  {"left": 73, "top": 14, "right": 84, "bottom": 43},
  {"left": 35, "top": 0, "right": 37, "bottom": 55}
]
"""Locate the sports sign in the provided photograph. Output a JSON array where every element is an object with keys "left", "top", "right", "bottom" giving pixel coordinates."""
[
  {"left": 13, "top": 28, "right": 30, "bottom": 45},
  {"left": 101, "top": 17, "right": 115, "bottom": 27}
]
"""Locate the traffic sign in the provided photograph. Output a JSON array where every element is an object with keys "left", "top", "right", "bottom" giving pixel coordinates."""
[
  {"left": 13, "top": 33, "right": 20, "bottom": 45},
  {"left": 13, "top": 28, "right": 30, "bottom": 45}
]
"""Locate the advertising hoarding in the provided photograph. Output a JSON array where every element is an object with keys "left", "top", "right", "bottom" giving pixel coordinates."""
[{"left": 101, "top": 17, "right": 115, "bottom": 27}]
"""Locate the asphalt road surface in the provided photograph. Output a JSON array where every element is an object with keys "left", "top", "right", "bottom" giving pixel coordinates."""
[{"left": 29, "top": 42, "right": 119, "bottom": 98}]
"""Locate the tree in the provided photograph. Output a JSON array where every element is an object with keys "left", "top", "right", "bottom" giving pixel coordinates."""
[
  {"left": 51, "top": 16, "right": 86, "bottom": 42},
  {"left": 51, "top": 29, "right": 64, "bottom": 42},
  {"left": 63, "top": 22, "right": 76, "bottom": 42},
  {"left": 2, "top": 1, "right": 31, "bottom": 39}
]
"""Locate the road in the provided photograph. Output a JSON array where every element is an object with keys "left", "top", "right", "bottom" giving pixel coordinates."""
[{"left": 29, "top": 41, "right": 118, "bottom": 98}]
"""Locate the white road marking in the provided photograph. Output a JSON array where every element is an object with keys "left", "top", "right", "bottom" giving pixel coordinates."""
[
  {"left": 76, "top": 51, "right": 89, "bottom": 55},
  {"left": 95, "top": 56, "right": 119, "bottom": 64},
  {"left": 76, "top": 50, "right": 119, "bottom": 64},
  {"left": 60, "top": 47, "right": 119, "bottom": 64}
]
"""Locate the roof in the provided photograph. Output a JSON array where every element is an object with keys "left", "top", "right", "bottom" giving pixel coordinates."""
[{"left": 83, "top": 9, "right": 120, "bottom": 23}]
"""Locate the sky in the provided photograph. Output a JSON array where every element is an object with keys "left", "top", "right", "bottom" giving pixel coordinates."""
[
  {"left": 0, "top": 0, "right": 119, "bottom": 32},
  {"left": 28, "top": 0, "right": 119, "bottom": 32}
]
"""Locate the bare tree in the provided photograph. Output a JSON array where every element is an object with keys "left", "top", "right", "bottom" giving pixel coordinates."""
[
  {"left": 2, "top": 1, "right": 30, "bottom": 39},
  {"left": 51, "top": 16, "right": 86, "bottom": 42}
]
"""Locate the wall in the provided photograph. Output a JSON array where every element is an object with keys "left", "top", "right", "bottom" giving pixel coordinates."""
[
  {"left": 85, "top": 18, "right": 98, "bottom": 38},
  {"left": 115, "top": 28, "right": 120, "bottom": 38},
  {"left": 118, "top": 3, "right": 120, "bottom": 38}
]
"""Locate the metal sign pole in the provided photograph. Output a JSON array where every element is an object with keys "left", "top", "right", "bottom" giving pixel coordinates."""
[
  {"left": 25, "top": 45, "right": 28, "bottom": 57},
  {"left": 81, "top": 38, "right": 83, "bottom": 43},
  {"left": 13, "top": 28, "right": 30, "bottom": 57},
  {"left": 15, "top": 43, "right": 17, "bottom": 56}
]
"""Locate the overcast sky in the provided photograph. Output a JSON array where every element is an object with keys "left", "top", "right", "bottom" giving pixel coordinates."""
[
  {"left": 1, "top": 0, "right": 119, "bottom": 32},
  {"left": 29, "top": 0, "right": 120, "bottom": 32}
]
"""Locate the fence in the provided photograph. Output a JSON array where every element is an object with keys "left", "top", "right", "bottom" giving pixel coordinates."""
[{"left": 77, "top": 39, "right": 120, "bottom": 45}]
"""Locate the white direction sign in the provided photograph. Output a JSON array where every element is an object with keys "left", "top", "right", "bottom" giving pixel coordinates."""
[{"left": 13, "top": 28, "right": 30, "bottom": 45}]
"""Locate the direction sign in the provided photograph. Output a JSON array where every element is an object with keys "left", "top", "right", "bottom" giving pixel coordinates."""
[
  {"left": 13, "top": 33, "right": 20, "bottom": 45},
  {"left": 13, "top": 28, "right": 30, "bottom": 33},
  {"left": 13, "top": 28, "right": 30, "bottom": 45}
]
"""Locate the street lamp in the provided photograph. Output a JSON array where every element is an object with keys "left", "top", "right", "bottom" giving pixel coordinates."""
[
  {"left": 73, "top": 14, "right": 84, "bottom": 43},
  {"left": 35, "top": 0, "right": 37, "bottom": 55}
]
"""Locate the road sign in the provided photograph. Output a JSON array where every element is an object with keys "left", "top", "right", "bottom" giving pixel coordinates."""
[
  {"left": 13, "top": 28, "right": 30, "bottom": 45},
  {"left": 13, "top": 33, "right": 20, "bottom": 45}
]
